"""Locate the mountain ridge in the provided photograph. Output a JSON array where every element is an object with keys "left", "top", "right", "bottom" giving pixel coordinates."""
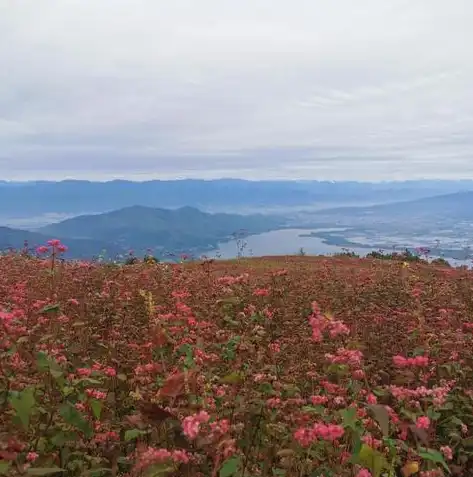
[
  {"left": 0, "top": 205, "right": 285, "bottom": 259},
  {"left": 312, "top": 190, "right": 473, "bottom": 219},
  {"left": 2, "top": 179, "right": 473, "bottom": 217}
]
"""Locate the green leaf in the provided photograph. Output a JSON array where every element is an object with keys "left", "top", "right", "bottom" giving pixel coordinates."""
[
  {"left": 27, "top": 468, "right": 65, "bottom": 475},
  {"left": 356, "top": 444, "right": 389, "bottom": 477},
  {"left": 59, "top": 403, "right": 93, "bottom": 438},
  {"left": 368, "top": 404, "right": 390, "bottom": 436},
  {"left": 124, "top": 429, "right": 148, "bottom": 441},
  {"left": 40, "top": 304, "right": 61, "bottom": 314},
  {"left": 90, "top": 399, "right": 103, "bottom": 419},
  {"left": 145, "top": 463, "right": 176, "bottom": 475},
  {"left": 352, "top": 433, "right": 362, "bottom": 456},
  {"left": 50, "top": 367, "right": 64, "bottom": 380},
  {"left": 9, "top": 386, "right": 36, "bottom": 429},
  {"left": 36, "top": 352, "right": 51, "bottom": 372},
  {"left": 340, "top": 407, "right": 357, "bottom": 430},
  {"left": 0, "top": 462, "right": 11, "bottom": 475},
  {"left": 219, "top": 456, "right": 242, "bottom": 477},
  {"left": 51, "top": 431, "right": 79, "bottom": 447},
  {"left": 88, "top": 468, "right": 112, "bottom": 477},
  {"left": 418, "top": 448, "right": 450, "bottom": 473},
  {"left": 220, "top": 372, "right": 244, "bottom": 384},
  {"left": 301, "top": 405, "right": 326, "bottom": 414},
  {"left": 36, "top": 352, "right": 64, "bottom": 380}
]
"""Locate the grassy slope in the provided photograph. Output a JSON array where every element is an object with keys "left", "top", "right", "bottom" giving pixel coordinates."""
[{"left": 1, "top": 254, "right": 472, "bottom": 475}]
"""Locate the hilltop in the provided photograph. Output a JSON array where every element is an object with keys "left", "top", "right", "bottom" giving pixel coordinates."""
[
  {"left": 0, "top": 206, "right": 285, "bottom": 259},
  {"left": 1, "top": 251, "right": 472, "bottom": 476}
]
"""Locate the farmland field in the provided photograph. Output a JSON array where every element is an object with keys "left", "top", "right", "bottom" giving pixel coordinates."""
[{"left": 1, "top": 244, "right": 473, "bottom": 477}]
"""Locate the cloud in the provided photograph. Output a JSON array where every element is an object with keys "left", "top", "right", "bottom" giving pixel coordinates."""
[{"left": 0, "top": 0, "right": 472, "bottom": 180}]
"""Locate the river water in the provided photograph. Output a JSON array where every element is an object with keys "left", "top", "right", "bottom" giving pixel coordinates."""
[{"left": 212, "top": 228, "right": 471, "bottom": 267}]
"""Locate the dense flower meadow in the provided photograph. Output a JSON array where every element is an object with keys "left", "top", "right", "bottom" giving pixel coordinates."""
[{"left": 1, "top": 241, "right": 473, "bottom": 476}]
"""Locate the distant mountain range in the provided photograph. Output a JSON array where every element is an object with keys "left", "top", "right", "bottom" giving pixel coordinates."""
[
  {"left": 313, "top": 190, "right": 473, "bottom": 220},
  {"left": 0, "top": 205, "right": 285, "bottom": 259},
  {"left": 2, "top": 179, "right": 473, "bottom": 217}
]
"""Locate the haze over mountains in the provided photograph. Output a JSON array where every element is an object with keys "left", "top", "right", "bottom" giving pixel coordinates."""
[
  {"left": 1, "top": 179, "right": 473, "bottom": 261},
  {"left": 2, "top": 179, "right": 473, "bottom": 217},
  {"left": 313, "top": 190, "right": 473, "bottom": 220},
  {"left": 0, "top": 205, "right": 285, "bottom": 259}
]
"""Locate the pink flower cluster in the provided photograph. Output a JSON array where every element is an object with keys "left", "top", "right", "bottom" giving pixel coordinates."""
[
  {"left": 389, "top": 383, "right": 452, "bottom": 407},
  {"left": 86, "top": 389, "right": 107, "bottom": 400},
  {"left": 36, "top": 239, "right": 68, "bottom": 254},
  {"left": 132, "top": 447, "right": 190, "bottom": 473},
  {"left": 356, "top": 470, "right": 372, "bottom": 477},
  {"left": 77, "top": 364, "right": 116, "bottom": 378},
  {"left": 415, "top": 416, "right": 430, "bottom": 429},
  {"left": 440, "top": 445, "right": 453, "bottom": 460},
  {"left": 182, "top": 410, "right": 210, "bottom": 439},
  {"left": 217, "top": 273, "right": 249, "bottom": 285},
  {"left": 253, "top": 288, "right": 270, "bottom": 297},
  {"left": 325, "top": 347, "right": 363, "bottom": 368},
  {"left": 294, "top": 422, "right": 344, "bottom": 447},
  {"left": 419, "top": 471, "right": 443, "bottom": 477},
  {"left": 392, "top": 355, "right": 429, "bottom": 368},
  {"left": 463, "top": 322, "right": 473, "bottom": 333},
  {"left": 134, "top": 362, "right": 162, "bottom": 375},
  {"left": 308, "top": 301, "right": 350, "bottom": 342},
  {"left": 309, "top": 395, "right": 329, "bottom": 405}
]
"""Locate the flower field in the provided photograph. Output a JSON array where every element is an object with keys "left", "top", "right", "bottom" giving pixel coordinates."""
[{"left": 1, "top": 243, "right": 473, "bottom": 476}]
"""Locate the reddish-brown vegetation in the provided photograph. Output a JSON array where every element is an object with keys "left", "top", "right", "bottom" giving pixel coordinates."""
[{"left": 1, "top": 244, "right": 473, "bottom": 476}]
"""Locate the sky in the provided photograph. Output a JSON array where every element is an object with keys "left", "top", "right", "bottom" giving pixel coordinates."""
[{"left": 1, "top": 0, "right": 472, "bottom": 181}]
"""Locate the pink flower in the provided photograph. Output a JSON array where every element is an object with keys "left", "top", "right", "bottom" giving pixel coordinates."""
[
  {"left": 440, "top": 445, "right": 453, "bottom": 460},
  {"left": 294, "top": 422, "right": 344, "bottom": 447},
  {"left": 26, "top": 452, "right": 39, "bottom": 462},
  {"left": 86, "top": 389, "right": 107, "bottom": 400},
  {"left": 36, "top": 246, "right": 49, "bottom": 254},
  {"left": 366, "top": 393, "right": 377, "bottom": 404},
  {"left": 182, "top": 410, "right": 210, "bottom": 439},
  {"left": 133, "top": 447, "right": 190, "bottom": 473},
  {"left": 393, "top": 355, "right": 429, "bottom": 368},
  {"left": 253, "top": 288, "right": 270, "bottom": 297},
  {"left": 352, "top": 369, "right": 365, "bottom": 380},
  {"left": 310, "top": 395, "right": 328, "bottom": 405},
  {"left": 356, "top": 470, "right": 372, "bottom": 477},
  {"left": 266, "top": 398, "right": 282, "bottom": 408},
  {"left": 77, "top": 368, "right": 92, "bottom": 377},
  {"left": 416, "top": 416, "right": 431, "bottom": 429},
  {"left": 269, "top": 342, "right": 281, "bottom": 353}
]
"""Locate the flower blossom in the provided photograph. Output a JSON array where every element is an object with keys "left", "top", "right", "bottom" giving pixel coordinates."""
[{"left": 182, "top": 410, "right": 210, "bottom": 439}]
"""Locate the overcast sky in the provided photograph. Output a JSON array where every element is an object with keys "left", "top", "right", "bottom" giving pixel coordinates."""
[{"left": 1, "top": 0, "right": 472, "bottom": 181}]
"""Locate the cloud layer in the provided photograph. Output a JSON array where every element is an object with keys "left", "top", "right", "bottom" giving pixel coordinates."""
[{"left": 1, "top": 0, "right": 472, "bottom": 180}]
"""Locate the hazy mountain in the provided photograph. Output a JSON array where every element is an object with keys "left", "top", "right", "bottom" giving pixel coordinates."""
[
  {"left": 35, "top": 205, "right": 285, "bottom": 257},
  {"left": 0, "top": 226, "right": 120, "bottom": 259},
  {"left": 2, "top": 179, "right": 473, "bottom": 217},
  {"left": 313, "top": 191, "right": 473, "bottom": 220}
]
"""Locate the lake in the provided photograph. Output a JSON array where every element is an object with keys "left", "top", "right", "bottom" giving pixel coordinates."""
[
  {"left": 212, "top": 228, "right": 471, "bottom": 267},
  {"left": 213, "top": 228, "right": 368, "bottom": 259}
]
